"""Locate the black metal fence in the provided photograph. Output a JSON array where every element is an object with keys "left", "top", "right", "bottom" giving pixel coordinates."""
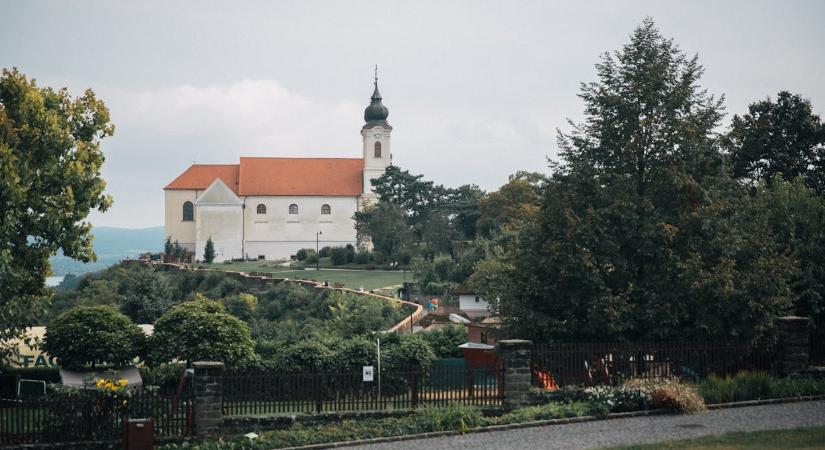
[
  {"left": 223, "top": 364, "right": 503, "bottom": 416},
  {"left": 531, "top": 340, "right": 778, "bottom": 388},
  {"left": 812, "top": 331, "right": 825, "bottom": 367},
  {"left": 0, "top": 389, "right": 193, "bottom": 446}
]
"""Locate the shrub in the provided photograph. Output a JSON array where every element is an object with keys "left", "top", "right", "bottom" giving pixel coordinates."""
[
  {"left": 318, "top": 246, "right": 332, "bottom": 258},
  {"left": 649, "top": 380, "right": 705, "bottom": 413},
  {"left": 145, "top": 363, "right": 187, "bottom": 389},
  {"left": 354, "top": 251, "right": 372, "bottom": 265},
  {"left": 420, "top": 326, "right": 468, "bottom": 359},
  {"left": 330, "top": 247, "right": 349, "bottom": 266},
  {"left": 414, "top": 405, "right": 484, "bottom": 432},
  {"left": 296, "top": 248, "right": 315, "bottom": 261},
  {"left": 582, "top": 385, "right": 652, "bottom": 413},
  {"left": 149, "top": 298, "right": 255, "bottom": 367},
  {"left": 43, "top": 305, "right": 145, "bottom": 369},
  {"left": 698, "top": 371, "right": 825, "bottom": 403}
]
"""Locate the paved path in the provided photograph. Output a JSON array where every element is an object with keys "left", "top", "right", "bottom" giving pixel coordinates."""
[{"left": 353, "top": 401, "right": 825, "bottom": 450}]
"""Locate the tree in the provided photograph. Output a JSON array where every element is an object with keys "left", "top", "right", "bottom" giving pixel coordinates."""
[
  {"left": 164, "top": 236, "right": 174, "bottom": 256},
  {"left": 149, "top": 297, "right": 254, "bottom": 367},
  {"left": 354, "top": 202, "right": 413, "bottom": 263},
  {"left": 120, "top": 268, "right": 174, "bottom": 323},
  {"left": 476, "top": 172, "right": 545, "bottom": 237},
  {"left": 726, "top": 91, "right": 825, "bottom": 193},
  {"left": 0, "top": 68, "right": 113, "bottom": 359},
  {"left": 203, "top": 236, "right": 215, "bottom": 263},
  {"left": 498, "top": 19, "right": 792, "bottom": 342},
  {"left": 754, "top": 178, "right": 825, "bottom": 328},
  {"left": 43, "top": 306, "right": 144, "bottom": 369}
]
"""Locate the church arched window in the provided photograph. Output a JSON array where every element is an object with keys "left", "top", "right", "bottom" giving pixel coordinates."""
[
  {"left": 374, "top": 141, "right": 382, "bottom": 158},
  {"left": 182, "top": 201, "right": 194, "bottom": 221},
  {"left": 321, "top": 204, "right": 331, "bottom": 215},
  {"left": 289, "top": 204, "right": 299, "bottom": 215},
  {"left": 256, "top": 204, "right": 266, "bottom": 215}
]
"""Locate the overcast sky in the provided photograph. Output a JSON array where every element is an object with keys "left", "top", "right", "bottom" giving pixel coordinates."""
[{"left": 2, "top": 0, "right": 824, "bottom": 228}]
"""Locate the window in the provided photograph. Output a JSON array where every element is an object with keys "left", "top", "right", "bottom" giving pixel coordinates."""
[
  {"left": 182, "top": 201, "right": 194, "bottom": 221},
  {"left": 321, "top": 204, "right": 331, "bottom": 215},
  {"left": 256, "top": 204, "right": 266, "bottom": 215},
  {"left": 374, "top": 141, "right": 382, "bottom": 158},
  {"left": 258, "top": 255, "right": 265, "bottom": 260},
  {"left": 475, "top": 296, "right": 480, "bottom": 303},
  {"left": 289, "top": 204, "right": 299, "bottom": 215}
]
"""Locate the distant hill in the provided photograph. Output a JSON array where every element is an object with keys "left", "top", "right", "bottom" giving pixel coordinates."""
[{"left": 49, "top": 226, "right": 165, "bottom": 276}]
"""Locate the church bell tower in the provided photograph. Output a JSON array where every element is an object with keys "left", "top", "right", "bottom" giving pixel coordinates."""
[{"left": 361, "top": 66, "right": 392, "bottom": 200}]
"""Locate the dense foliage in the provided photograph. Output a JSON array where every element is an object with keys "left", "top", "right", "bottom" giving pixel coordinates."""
[
  {"left": 472, "top": 18, "right": 825, "bottom": 343},
  {"left": 42, "top": 306, "right": 144, "bottom": 369},
  {"left": 0, "top": 68, "right": 113, "bottom": 359},
  {"left": 149, "top": 298, "right": 255, "bottom": 366}
]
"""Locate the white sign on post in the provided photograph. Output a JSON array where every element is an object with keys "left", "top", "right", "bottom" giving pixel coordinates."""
[{"left": 362, "top": 365, "right": 374, "bottom": 382}]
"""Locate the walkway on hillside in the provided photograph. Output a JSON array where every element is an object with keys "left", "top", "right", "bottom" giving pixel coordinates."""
[{"left": 353, "top": 400, "right": 825, "bottom": 450}]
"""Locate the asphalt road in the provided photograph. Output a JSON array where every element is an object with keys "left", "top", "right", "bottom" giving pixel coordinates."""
[{"left": 352, "top": 400, "right": 825, "bottom": 450}]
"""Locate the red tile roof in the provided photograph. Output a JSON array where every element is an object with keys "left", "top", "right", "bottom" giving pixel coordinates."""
[
  {"left": 164, "top": 158, "right": 365, "bottom": 196},
  {"left": 164, "top": 164, "right": 240, "bottom": 194},
  {"left": 239, "top": 157, "right": 364, "bottom": 196}
]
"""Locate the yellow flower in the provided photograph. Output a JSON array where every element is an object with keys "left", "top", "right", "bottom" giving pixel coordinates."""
[{"left": 118, "top": 379, "right": 128, "bottom": 387}]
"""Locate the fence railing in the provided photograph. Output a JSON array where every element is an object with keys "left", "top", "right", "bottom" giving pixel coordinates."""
[
  {"left": 223, "top": 364, "right": 502, "bottom": 416},
  {"left": 531, "top": 340, "right": 777, "bottom": 388},
  {"left": 812, "top": 331, "right": 825, "bottom": 367},
  {"left": 0, "top": 389, "right": 194, "bottom": 446}
]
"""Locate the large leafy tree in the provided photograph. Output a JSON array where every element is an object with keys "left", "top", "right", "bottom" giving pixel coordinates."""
[
  {"left": 496, "top": 19, "right": 792, "bottom": 342},
  {"left": 149, "top": 297, "right": 255, "bottom": 367},
  {"left": 725, "top": 91, "right": 825, "bottom": 193},
  {"left": 0, "top": 68, "right": 113, "bottom": 358},
  {"left": 43, "top": 305, "right": 145, "bottom": 369},
  {"left": 353, "top": 201, "right": 413, "bottom": 263}
]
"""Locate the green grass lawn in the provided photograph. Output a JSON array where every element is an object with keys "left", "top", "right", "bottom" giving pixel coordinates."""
[
  {"left": 202, "top": 261, "right": 408, "bottom": 290},
  {"left": 604, "top": 426, "right": 825, "bottom": 449}
]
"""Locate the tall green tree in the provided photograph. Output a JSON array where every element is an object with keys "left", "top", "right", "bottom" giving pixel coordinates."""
[
  {"left": 725, "top": 91, "right": 825, "bottom": 193},
  {"left": 203, "top": 236, "right": 215, "bottom": 263},
  {"left": 0, "top": 68, "right": 113, "bottom": 358},
  {"left": 497, "top": 19, "right": 792, "bottom": 342},
  {"left": 354, "top": 201, "right": 413, "bottom": 263}
]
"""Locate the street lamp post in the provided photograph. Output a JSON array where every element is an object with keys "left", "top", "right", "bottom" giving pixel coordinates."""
[{"left": 316, "top": 230, "right": 322, "bottom": 270}]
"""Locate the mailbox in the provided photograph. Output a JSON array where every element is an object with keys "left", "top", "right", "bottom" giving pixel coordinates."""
[{"left": 124, "top": 418, "right": 154, "bottom": 450}]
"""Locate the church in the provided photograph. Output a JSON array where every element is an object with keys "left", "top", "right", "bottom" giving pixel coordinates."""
[{"left": 163, "top": 75, "right": 392, "bottom": 262}]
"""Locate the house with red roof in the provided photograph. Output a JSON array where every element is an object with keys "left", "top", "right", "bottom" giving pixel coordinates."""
[{"left": 163, "top": 75, "right": 392, "bottom": 261}]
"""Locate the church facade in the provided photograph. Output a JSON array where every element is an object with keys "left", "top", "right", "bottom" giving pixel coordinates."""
[{"left": 163, "top": 77, "right": 393, "bottom": 262}]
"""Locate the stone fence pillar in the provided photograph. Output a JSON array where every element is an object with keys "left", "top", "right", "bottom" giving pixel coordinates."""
[
  {"left": 193, "top": 361, "right": 225, "bottom": 439},
  {"left": 777, "top": 316, "right": 811, "bottom": 375},
  {"left": 497, "top": 339, "right": 533, "bottom": 409}
]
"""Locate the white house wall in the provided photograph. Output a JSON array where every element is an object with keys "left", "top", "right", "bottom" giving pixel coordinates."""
[{"left": 459, "top": 294, "right": 490, "bottom": 314}]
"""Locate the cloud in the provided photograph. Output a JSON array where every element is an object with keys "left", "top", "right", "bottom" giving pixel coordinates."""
[{"left": 88, "top": 79, "right": 559, "bottom": 228}]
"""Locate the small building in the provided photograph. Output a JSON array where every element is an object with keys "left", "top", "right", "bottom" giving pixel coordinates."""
[
  {"left": 467, "top": 316, "right": 502, "bottom": 346},
  {"left": 452, "top": 283, "right": 491, "bottom": 319}
]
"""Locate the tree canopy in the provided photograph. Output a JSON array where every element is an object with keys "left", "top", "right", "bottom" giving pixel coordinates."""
[
  {"left": 0, "top": 68, "right": 113, "bottom": 359},
  {"left": 487, "top": 18, "right": 794, "bottom": 343},
  {"left": 725, "top": 91, "right": 825, "bottom": 193},
  {"left": 43, "top": 305, "right": 144, "bottom": 369}
]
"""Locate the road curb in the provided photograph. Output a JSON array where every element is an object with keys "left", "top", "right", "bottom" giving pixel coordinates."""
[{"left": 274, "top": 397, "right": 825, "bottom": 450}]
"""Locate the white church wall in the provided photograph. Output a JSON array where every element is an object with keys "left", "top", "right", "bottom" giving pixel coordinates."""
[
  {"left": 242, "top": 196, "right": 358, "bottom": 260},
  {"left": 164, "top": 189, "right": 199, "bottom": 251},
  {"left": 195, "top": 204, "right": 243, "bottom": 262}
]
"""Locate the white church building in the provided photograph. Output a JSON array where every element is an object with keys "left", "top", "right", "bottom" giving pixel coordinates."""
[{"left": 164, "top": 75, "right": 393, "bottom": 262}]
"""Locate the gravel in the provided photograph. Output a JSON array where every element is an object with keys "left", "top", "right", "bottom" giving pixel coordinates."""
[{"left": 350, "top": 400, "right": 825, "bottom": 450}]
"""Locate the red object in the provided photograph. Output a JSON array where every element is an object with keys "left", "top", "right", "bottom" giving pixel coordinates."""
[
  {"left": 531, "top": 367, "right": 558, "bottom": 390},
  {"left": 123, "top": 418, "right": 154, "bottom": 450}
]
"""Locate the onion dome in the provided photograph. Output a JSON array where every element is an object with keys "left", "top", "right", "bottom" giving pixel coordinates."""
[{"left": 364, "top": 67, "right": 389, "bottom": 124}]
